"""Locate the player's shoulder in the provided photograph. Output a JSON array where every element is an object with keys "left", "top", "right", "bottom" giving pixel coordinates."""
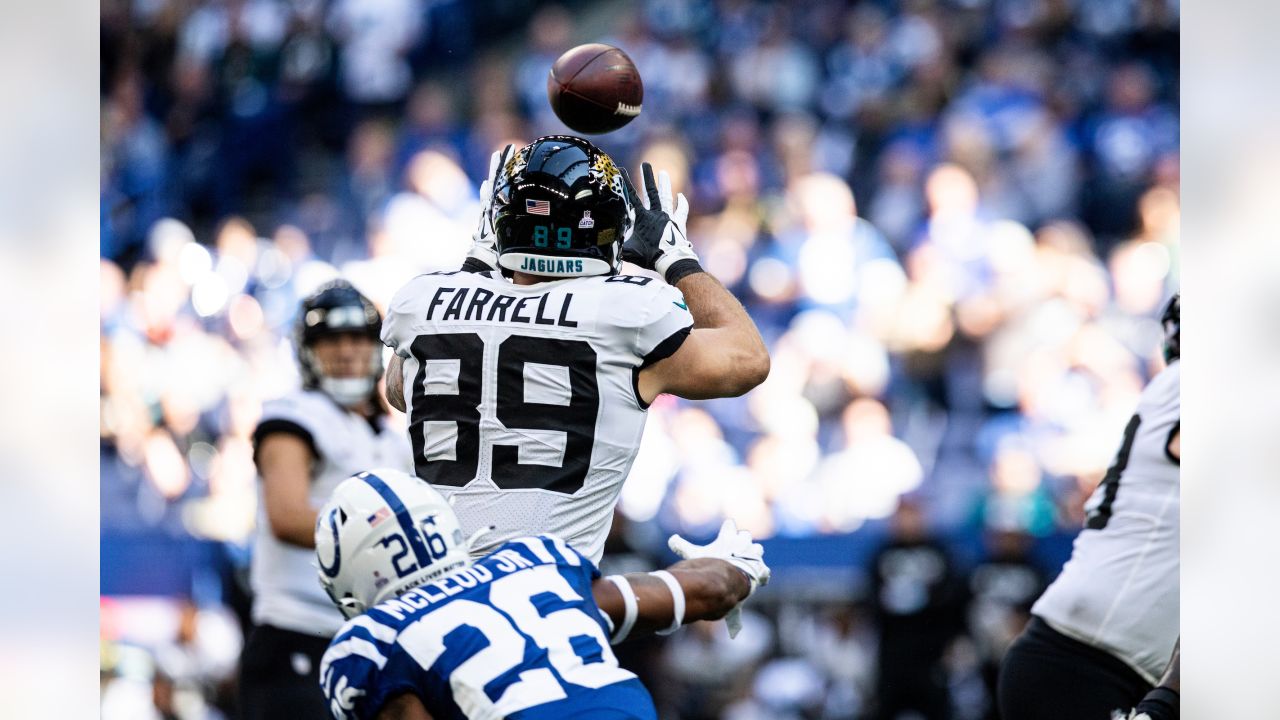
[
  {"left": 1153, "top": 359, "right": 1179, "bottom": 387},
  {"left": 261, "top": 387, "right": 331, "bottom": 413},
  {"left": 388, "top": 270, "right": 499, "bottom": 311},
  {"left": 1140, "top": 360, "right": 1179, "bottom": 412},
  {"left": 257, "top": 389, "right": 338, "bottom": 433},
  {"left": 586, "top": 273, "right": 688, "bottom": 327},
  {"left": 488, "top": 534, "right": 593, "bottom": 570},
  {"left": 591, "top": 272, "right": 680, "bottom": 298},
  {"left": 320, "top": 612, "right": 405, "bottom": 719},
  {"left": 340, "top": 610, "right": 406, "bottom": 649}
]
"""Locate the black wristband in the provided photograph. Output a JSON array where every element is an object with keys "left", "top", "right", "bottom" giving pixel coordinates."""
[
  {"left": 664, "top": 259, "right": 704, "bottom": 285},
  {"left": 1133, "top": 686, "right": 1179, "bottom": 720},
  {"left": 461, "top": 256, "right": 494, "bottom": 273}
]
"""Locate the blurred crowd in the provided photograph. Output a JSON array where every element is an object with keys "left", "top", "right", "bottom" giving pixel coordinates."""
[{"left": 101, "top": 0, "right": 1179, "bottom": 717}]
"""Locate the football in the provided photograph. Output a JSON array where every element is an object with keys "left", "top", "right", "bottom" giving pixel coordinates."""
[{"left": 547, "top": 43, "right": 643, "bottom": 134}]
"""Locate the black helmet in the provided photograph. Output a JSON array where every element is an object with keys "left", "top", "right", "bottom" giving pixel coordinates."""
[
  {"left": 1161, "top": 293, "right": 1179, "bottom": 362},
  {"left": 491, "top": 135, "right": 633, "bottom": 277},
  {"left": 294, "top": 279, "right": 383, "bottom": 406}
]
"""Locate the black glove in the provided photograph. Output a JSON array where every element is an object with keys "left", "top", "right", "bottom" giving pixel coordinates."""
[
  {"left": 1124, "top": 687, "right": 1178, "bottom": 720},
  {"left": 620, "top": 163, "right": 702, "bottom": 284}
]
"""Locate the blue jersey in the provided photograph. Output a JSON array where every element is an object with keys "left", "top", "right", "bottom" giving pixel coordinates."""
[{"left": 319, "top": 535, "right": 657, "bottom": 720}]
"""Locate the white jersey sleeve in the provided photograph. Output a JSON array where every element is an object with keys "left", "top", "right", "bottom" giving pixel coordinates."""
[
  {"left": 255, "top": 392, "right": 364, "bottom": 468},
  {"left": 254, "top": 392, "right": 326, "bottom": 454},
  {"left": 1032, "top": 361, "right": 1179, "bottom": 683},
  {"left": 594, "top": 276, "right": 693, "bottom": 408},
  {"left": 250, "top": 390, "right": 413, "bottom": 636},
  {"left": 380, "top": 271, "right": 693, "bottom": 562},
  {"left": 599, "top": 277, "right": 694, "bottom": 362}
]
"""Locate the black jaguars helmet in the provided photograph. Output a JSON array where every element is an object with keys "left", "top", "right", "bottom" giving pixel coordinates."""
[
  {"left": 295, "top": 279, "right": 383, "bottom": 406},
  {"left": 1161, "top": 292, "right": 1179, "bottom": 362},
  {"left": 491, "top": 135, "right": 633, "bottom": 277}
]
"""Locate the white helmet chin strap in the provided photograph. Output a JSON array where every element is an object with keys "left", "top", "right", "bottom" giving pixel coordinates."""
[{"left": 321, "top": 377, "right": 375, "bottom": 407}]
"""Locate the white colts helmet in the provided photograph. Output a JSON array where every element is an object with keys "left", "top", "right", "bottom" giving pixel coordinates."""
[{"left": 315, "top": 469, "right": 472, "bottom": 619}]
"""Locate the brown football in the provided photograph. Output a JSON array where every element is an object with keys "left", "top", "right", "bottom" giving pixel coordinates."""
[{"left": 547, "top": 43, "right": 643, "bottom": 134}]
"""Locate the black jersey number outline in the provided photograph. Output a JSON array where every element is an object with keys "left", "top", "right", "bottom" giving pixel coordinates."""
[
  {"left": 408, "top": 333, "right": 599, "bottom": 494},
  {"left": 1085, "top": 413, "right": 1141, "bottom": 530}
]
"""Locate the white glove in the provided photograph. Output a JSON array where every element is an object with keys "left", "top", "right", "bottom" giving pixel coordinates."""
[
  {"left": 668, "top": 519, "right": 769, "bottom": 639},
  {"left": 467, "top": 145, "right": 512, "bottom": 270},
  {"left": 621, "top": 163, "right": 700, "bottom": 283}
]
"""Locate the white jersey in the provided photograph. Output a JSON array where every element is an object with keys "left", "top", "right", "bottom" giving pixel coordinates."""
[
  {"left": 1033, "top": 361, "right": 1179, "bottom": 683},
  {"left": 382, "top": 269, "right": 693, "bottom": 562},
  {"left": 250, "top": 389, "right": 413, "bottom": 636}
]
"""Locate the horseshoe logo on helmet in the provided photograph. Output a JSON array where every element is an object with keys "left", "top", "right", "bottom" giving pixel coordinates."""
[{"left": 317, "top": 507, "right": 343, "bottom": 578}]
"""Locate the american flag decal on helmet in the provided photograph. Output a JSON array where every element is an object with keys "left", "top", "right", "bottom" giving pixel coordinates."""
[
  {"left": 526, "top": 199, "right": 551, "bottom": 215},
  {"left": 367, "top": 507, "right": 391, "bottom": 527}
]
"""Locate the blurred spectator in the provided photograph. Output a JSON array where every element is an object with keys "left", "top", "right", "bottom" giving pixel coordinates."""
[
  {"left": 101, "top": 598, "right": 242, "bottom": 719},
  {"left": 728, "top": 8, "right": 820, "bottom": 113},
  {"left": 966, "top": 530, "right": 1046, "bottom": 719},
  {"left": 209, "top": 26, "right": 297, "bottom": 217},
  {"left": 780, "top": 600, "right": 877, "bottom": 719},
  {"left": 395, "top": 81, "right": 467, "bottom": 173},
  {"left": 813, "top": 399, "right": 924, "bottom": 531},
  {"left": 102, "top": 70, "right": 167, "bottom": 265},
  {"left": 153, "top": 601, "right": 241, "bottom": 706},
  {"left": 868, "top": 141, "right": 927, "bottom": 250},
  {"left": 870, "top": 499, "right": 967, "bottom": 720},
  {"left": 332, "top": 119, "right": 399, "bottom": 262},
  {"left": 515, "top": 5, "right": 575, "bottom": 129},
  {"left": 972, "top": 435, "right": 1057, "bottom": 537},
  {"left": 1083, "top": 62, "right": 1178, "bottom": 241},
  {"left": 723, "top": 656, "right": 827, "bottom": 720},
  {"left": 781, "top": 172, "right": 900, "bottom": 318},
  {"left": 660, "top": 614, "right": 774, "bottom": 719},
  {"left": 379, "top": 148, "right": 478, "bottom": 274},
  {"left": 327, "top": 0, "right": 423, "bottom": 118}
]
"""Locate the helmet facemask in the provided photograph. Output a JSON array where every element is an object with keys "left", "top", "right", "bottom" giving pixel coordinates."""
[{"left": 295, "top": 281, "right": 384, "bottom": 408}]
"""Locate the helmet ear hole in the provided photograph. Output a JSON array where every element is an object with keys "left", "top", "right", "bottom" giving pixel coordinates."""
[{"left": 323, "top": 581, "right": 366, "bottom": 620}]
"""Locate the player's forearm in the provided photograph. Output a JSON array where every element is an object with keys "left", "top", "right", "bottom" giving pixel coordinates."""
[
  {"left": 257, "top": 435, "right": 320, "bottom": 548},
  {"left": 674, "top": 272, "right": 769, "bottom": 388},
  {"left": 662, "top": 558, "right": 752, "bottom": 621},
  {"left": 600, "top": 558, "right": 750, "bottom": 638},
  {"left": 675, "top": 270, "right": 748, "bottom": 331},
  {"left": 268, "top": 505, "right": 318, "bottom": 548},
  {"left": 265, "top": 493, "right": 319, "bottom": 547}
]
